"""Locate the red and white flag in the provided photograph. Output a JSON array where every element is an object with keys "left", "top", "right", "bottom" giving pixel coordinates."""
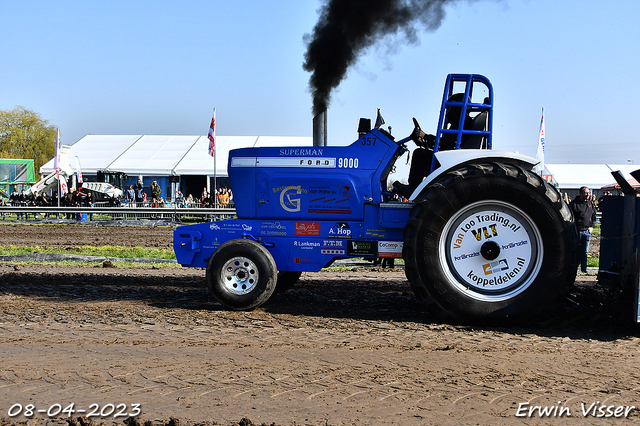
[
  {"left": 208, "top": 109, "right": 216, "bottom": 157},
  {"left": 75, "top": 156, "right": 83, "bottom": 184}
]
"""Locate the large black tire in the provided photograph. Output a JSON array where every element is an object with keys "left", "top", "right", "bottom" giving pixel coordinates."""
[
  {"left": 274, "top": 271, "right": 302, "bottom": 293},
  {"left": 206, "top": 239, "right": 278, "bottom": 310},
  {"left": 403, "top": 162, "right": 578, "bottom": 322}
]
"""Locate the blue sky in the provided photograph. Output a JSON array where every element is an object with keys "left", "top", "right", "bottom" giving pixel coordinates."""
[{"left": 1, "top": 0, "right": 639, "bottom": 165}]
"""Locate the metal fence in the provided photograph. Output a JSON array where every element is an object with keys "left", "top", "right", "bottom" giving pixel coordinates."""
[{"left": 0, "top": 205, "right": 236, "bottom": 223}]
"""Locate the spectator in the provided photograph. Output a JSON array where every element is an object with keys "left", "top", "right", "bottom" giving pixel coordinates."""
[
  {"left": 134, "top": 179, "right": 144, "bottom": 204},
  {"left": 569, "top": 186, "right": 597, "bottom": 273},
  {"left": 87, "top": 190, "right": 95, "bottom": 220},
  {"left": 201, "top": 189, "right": 211, "bottom": 208},
  {"left": 216, "top": 188, "right": 224, "bottom": 206},
  {"left": 186, "top": 194, "right": 194, "bottom": 207},
  {"left": 219, "top": 188, "right": 229, "bottom": 207},
  {"left": 35, "top": 192, "right": 49, "bottom": 207},
  {"left": 108, "top": 194, "right": 121, "bottom": 207},
  {"left": 19, "top": 190, "right": 29, "bottom": 207},
  {"left": 175, "top": 190, "right": 184, "bottom": 207},
  {"left": 63, "top": 190, "right": 75, "bottom": 219},
  {"left": 9, "top": 189, "right": 20, "bottom": 206},
  {"left": 10, "top": 189, "right": 24, "bottom": 219},
  {"left": 126, "top": 185, "right": 136, "bottom": 206},
  {"left": 150, "top": 180, "right": 161, "bottom": 201}
]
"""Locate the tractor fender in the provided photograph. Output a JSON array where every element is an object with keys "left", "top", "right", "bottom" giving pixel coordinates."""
[{"left": 409, "top": 149, "right": 539, "bottom": 201}]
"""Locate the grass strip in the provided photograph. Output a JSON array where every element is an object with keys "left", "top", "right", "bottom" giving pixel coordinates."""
[
  {"left": 0, "top": 245, "right": 176, "bottom": 260},
  {"left": 0, "top": 259, "right": 179, "bottom": 268}
]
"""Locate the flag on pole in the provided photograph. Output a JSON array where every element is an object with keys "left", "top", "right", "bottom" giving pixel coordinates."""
[
  {"left": 54, "top": 128, "right": 61, "bottom": 173},
  {"left": 75, "top": 156, "right": 83, "bottom": 184},
  {"left": 208, "top": 109, "right": 216, "bottom": 157},
  {"left": 375, "top": 108, "right": 385, "bottom": 129},
  {"left": 54, "top": 129, "right": 68, "bottom": 195},
  {"left": 535, "top": 108, "right": 545, "bottom": 174}
]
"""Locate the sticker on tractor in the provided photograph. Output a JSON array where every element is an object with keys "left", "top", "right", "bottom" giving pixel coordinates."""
[
  {"left": 259, "top": 156, "right": 335, "bottom": 168},
  {"left": 321, "top": 247, "right": 346, "bottom": 255},
  {"left": 273, "top": 185, "right": 306, "bottom": 212},
  {"left": 202, "top": 238, "right": 221, "bottom": 250},
  {"left": 501, "top": 240, "right": 529, "bottom": 250},
  {"left": 295, "top": 222, "right": 321, "bottom": 236},
  {"left": 482, "top": 259, "right": 509, "bottom": 275},
  {"left": 466, "top": 257, "right": 526, "bottom": 287},
  {"left": 328, "top": 222, "right": 352, "bottom": 238},
  {"left": 260, "top": 221, "right": 288, "bottom": 236},
  {"left": 210, "top": 222, "right": 254, "bottom": 234},
  {"left": 346, "top": 241, "right": 377, "bottom": 257},
  {"left": 361, "top": 136, "right": 378, "bottom": 147},
  {"left": 366, "top": 229, "right": 386, "bottom": 238},
  {"left": 321, "top": 239, "right": 345, "bottom": 255},
  {"left": 449, "top": 209, "right": 533, "bottom": 291},
  {"left": 293, "top": 240, "right": 321, "bottom": 250},
  {"left": 337, "top": 158, "right": 359, "bottom": 169},
  {"left": 307, "top": 186, "right": 353, "bottom": 215},
  {"left": 378, "top": 241, "right": 403, "bottom": 258},
  {"left": 279, "top": 148, "right": 325, "bottom": 156}
]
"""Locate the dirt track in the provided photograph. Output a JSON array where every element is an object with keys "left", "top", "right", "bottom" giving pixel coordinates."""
[{"left": 0, "top": 223, "right": 638, "bottom": 425}]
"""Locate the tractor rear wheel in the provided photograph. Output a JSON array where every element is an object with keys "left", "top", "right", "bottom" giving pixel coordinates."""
[
  {"left": 403, "top": 162, "right": 577, "bottom": 322},
  {"left": 206, "top": 239, "right": 278, "bottom": 310}
]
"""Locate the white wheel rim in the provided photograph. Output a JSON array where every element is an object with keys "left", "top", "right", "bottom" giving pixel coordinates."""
[
  {"left": 220, "top": 256, "right": 259, "bottom": 295},
  {"left": 439, "top": 200, "right": 543, "bottom": 302}
]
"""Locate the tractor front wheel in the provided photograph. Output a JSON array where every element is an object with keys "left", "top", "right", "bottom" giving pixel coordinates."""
[{"left": 206, "top": 239, "right": 278, "bottom": 310}]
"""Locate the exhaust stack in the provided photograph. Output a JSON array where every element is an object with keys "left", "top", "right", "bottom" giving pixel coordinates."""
[{"left": 313, "top": 111, "right": 327, "bottom": 147}]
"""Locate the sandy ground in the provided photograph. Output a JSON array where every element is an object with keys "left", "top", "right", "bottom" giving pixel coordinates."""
[{"left": 0, "top": 223, "right": 638, "bottom": 426}]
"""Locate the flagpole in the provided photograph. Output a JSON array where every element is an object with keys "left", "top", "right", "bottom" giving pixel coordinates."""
[
  {"left": 207, "top": 108, "right": 217, "bottom": 206},
  {"left": 536, "top": 107, "right": 545, "bottom": 176},
  {"left": 55, "top": 129, "right": 61, "bottom": 208},
  {"left": 213, "top": 108, "right": 217, "bottom": 202}
]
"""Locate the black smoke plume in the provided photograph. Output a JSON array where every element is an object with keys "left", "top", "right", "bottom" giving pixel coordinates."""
[{"left": 303, "top": 0, "right": 464, "bottom": 116}]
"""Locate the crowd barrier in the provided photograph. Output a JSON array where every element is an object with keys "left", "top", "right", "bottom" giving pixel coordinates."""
[{"left": 0, "top": 205, "right": 236, "bottom": 223}]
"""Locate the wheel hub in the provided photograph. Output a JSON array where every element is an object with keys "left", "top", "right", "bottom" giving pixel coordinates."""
[
  {"left": 220, "top": 256, "right": 259, "bottom": 295},
  {"left": 480, "top": 240, "right": 501, "bottom": 261}
]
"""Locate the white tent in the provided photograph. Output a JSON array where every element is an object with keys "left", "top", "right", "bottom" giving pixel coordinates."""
[
  {"left": 40, "top": 134, "right": 313, "bottom": 177},
  {"left": 109, "top": 135, "right": 201, "bottom": 175},
  {"left": 545, "top": 164, "right": 640, "bottom": 190},
  {"left": 46, "top": 135, "right": 142, "bottom": 174},
  {"left": 40, "top": 136, "right": 639, "bottom": 193}
]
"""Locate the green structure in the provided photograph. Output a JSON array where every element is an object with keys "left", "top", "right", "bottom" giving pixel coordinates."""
[{"left": 0, "top": 159, "right": 36, "bottom": 198}]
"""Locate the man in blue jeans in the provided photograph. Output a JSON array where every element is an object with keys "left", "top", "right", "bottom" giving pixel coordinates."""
[{"left": 569, "top": 186, "right": 597, "bottom": 273}]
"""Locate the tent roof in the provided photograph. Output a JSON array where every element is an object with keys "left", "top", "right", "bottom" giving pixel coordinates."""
[
  {"left": 40, "top": 135, "right": 313, "bottom": 176},
  {"left": 41, "top": 136, "right": 640, "bottom": 189},
  {"left": 109, "top": 135, "right": 201, "bottom": 175},
  {"left": 41, "top": 135, "right": 143, "bottom": 174},
  {"left": 545, "top": 164, "right": 640, "bottom": 190}
]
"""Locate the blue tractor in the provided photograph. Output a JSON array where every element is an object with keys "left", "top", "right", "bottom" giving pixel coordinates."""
[{"left": 174, "top": 74, "right": 577, "bottom": 321}]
